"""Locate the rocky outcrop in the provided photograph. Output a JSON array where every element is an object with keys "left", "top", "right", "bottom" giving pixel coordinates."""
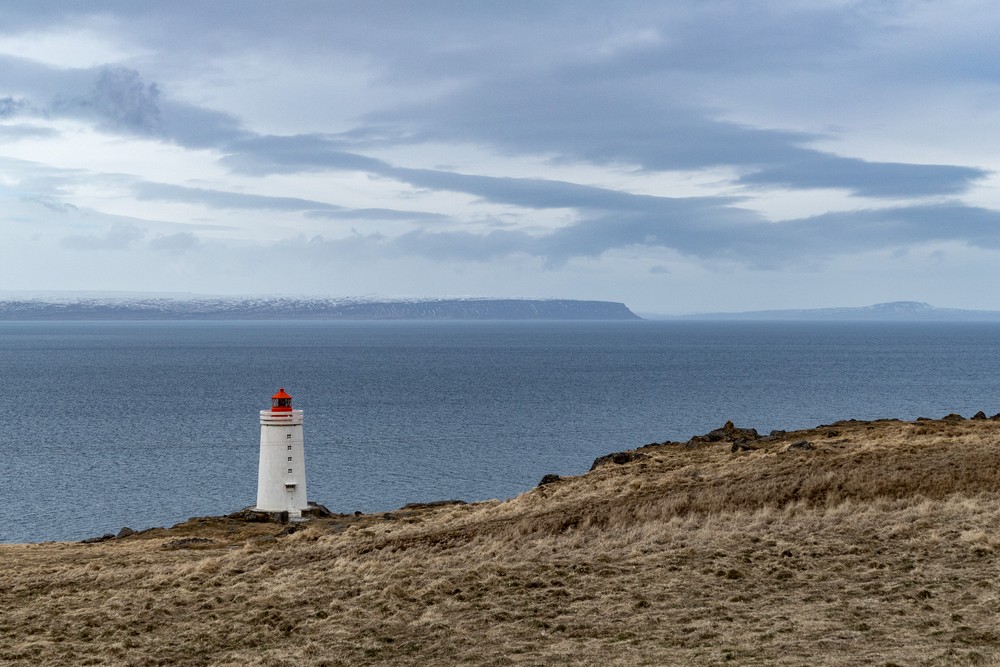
[
  {"left": 303, "top": 502, "right": 335, "bottom": 517},
  {"left": 685, "top": 421, "right": 761, "bottom": 451},
  {"left": 785, "top": 440, "right": 814, "bottom": 451},
  {"left": 590, "top": 450, "right": 650, "bottom": 470}
]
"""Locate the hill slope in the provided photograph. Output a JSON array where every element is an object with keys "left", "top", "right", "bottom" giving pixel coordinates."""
[{"left": 3, "top": 415, "right": 1000, "bottom": 665}]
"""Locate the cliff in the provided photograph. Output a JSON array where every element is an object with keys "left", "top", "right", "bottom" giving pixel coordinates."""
[{"left": 0, "top": 296, "right": 640, "bottom": 321}]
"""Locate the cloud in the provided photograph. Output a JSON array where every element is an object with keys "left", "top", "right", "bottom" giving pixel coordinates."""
[
  {"left": 157, "top": 100, "right": 246, "bottom": 149},
  {"left": 288, "top": 201, "right": 1000, "bottom": 269},
  {"left": 389, "top": 228, "right": 532, "bottom": 262},
  {"left": 1, "top": 31, "right": 987, "bottom": 208},
  {"left": 150, "top": 232, "right": 199, "bottom": 254},
  {"left": 4, "top": 2, "right": 1000, "bottom": 311},
  {"left": 0, "top": 57, "right": 245, "bottom": 147},
  {"left": 221, "top": 134, "right": 387, "bottom": 174},
  {"left": 209, "top": 73, "right": 988, "bottom": 200},
  {"left": 48, "top": 66, "right": 161, "bottom": 134},
  {"left": 90, "top": 67, "right": 162, "bottom": 133},
  {"left": 132, "top": 180, "right": 343, "bottom": 213},
  {"left": 306, "top": 208, "right": 450, "bottom": 223},
  {"left": 131, "top": 180, "right": 449, "bottom": 223},
  {"left": 0, "top": 124, "right": 58, "bottom": 140},
  {"left": 738, "top": 155, "right": 987, "bottom": 197},
  {"left": 220, "top": 135, "right": 744, "bottom": 213},
  {"left": 0, "top": 95, "right": 26, "bottom": 117},
  {"left": 28, "top": 196, "right": 79, "bottom": 214},
  {"left": 371, "top": 76, "right": 989, "bottom": 198},
  {"left": 60, "top": 222, "right": 145, "bottom": 250}
]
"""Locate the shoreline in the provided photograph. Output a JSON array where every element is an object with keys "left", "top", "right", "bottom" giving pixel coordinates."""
[
  {"left": 13, "top": 408, "right": 998, "bottom": 548},
  {"left": 5, "top": 412, "right": 1000, "bottom": 664}
]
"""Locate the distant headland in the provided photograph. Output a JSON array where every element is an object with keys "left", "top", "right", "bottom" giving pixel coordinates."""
[
  {"left": 0, "top": 296, "right": 640, "bottom": 321},
  {"left": 645, "top": 300, "right": 1000, "bottom": 321}
]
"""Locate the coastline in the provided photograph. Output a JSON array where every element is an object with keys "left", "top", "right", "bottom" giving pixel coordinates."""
[
  {"left": 4, "top": 413, "right": 1000, "bottom": 665},
  {"left": 13, "top": 409, "right": 1000, "bottom": 547}
]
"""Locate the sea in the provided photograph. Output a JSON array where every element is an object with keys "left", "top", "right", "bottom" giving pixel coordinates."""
[{"left": 2, "top": 320, "right": 999, "bottom": 544}]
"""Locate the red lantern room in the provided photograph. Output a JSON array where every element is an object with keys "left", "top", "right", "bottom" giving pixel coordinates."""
[{"left": 271, "top": 388, "right": 293, "bottom": 412}]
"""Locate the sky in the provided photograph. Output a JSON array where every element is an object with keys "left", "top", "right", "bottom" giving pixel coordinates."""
[{"left": 2, "top": 1, "right": 1000, "bottom": 313}]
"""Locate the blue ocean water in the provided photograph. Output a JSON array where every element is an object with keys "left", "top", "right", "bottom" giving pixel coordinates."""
[{"left": 1, "top": 320, "right": 999, "bottom": 543}]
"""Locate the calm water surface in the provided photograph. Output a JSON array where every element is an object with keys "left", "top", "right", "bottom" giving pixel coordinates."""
[{"left": 1, "top": 320, "right": 999, "bottom": 543}]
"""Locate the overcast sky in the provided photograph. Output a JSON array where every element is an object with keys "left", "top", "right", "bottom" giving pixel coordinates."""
[{"left": 2, "top": 1, "right": 1000, "bottom": 313}]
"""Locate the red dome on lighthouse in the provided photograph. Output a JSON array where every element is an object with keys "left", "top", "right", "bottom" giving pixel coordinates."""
[{"left": 271, "top": 388, "right": 293, "bottom": 412}]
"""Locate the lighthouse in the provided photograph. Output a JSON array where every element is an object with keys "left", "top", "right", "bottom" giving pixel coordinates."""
[{"left": 255, "top": 388, "right": 309, "bottom": 517}]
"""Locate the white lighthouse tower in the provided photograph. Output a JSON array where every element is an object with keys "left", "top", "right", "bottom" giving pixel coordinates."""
[{"left": 255, "top": 388, "right": 309, "bottom": 517}]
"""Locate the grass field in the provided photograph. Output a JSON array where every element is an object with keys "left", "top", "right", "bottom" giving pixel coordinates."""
[{"left": 3, "top": 416, "right": 1000, "bottom": 665}]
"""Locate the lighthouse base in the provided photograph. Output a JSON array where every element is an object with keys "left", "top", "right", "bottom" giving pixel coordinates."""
[{"left": 232, "top": 502, "right": 333, "bottom": 525}]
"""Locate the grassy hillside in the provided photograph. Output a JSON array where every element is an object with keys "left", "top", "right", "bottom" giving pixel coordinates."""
[{"left": 3, "top": 416, "right": 1000, "bottom": 665}]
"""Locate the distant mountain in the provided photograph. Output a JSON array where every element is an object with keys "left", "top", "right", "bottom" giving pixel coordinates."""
[
  {"left": 655, "top": 301, "right": 1000, "bottom": 321},
  {"left": 0, "top": 296, "right": 640, "bottom": 321}
]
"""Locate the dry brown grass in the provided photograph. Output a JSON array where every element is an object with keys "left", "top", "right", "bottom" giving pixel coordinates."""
[{"left": 4, "top": 417, "right": 1000, "bottom": 665}]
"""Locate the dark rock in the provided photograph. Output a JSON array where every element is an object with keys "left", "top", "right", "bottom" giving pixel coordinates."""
[
  {"left": 638, "top": 440, "right": 679, "bottom": 449},
  {"left": 786, "top": 440, "right": 814, "bottom": 451},
  {"left": 354, "top": 510, "right": 363, "bottom": 516},
  {"left": 80, "top": 533, "right": 115, "bottom": 544},
  {"left": 232, "top": 509, "right": 271, "bottom": 523},
  {"left": 538, "top": 474, "right": 562, "bottom": 486},
  {"left": 730, "top": 441, "right": 757, "bottom": 452},
  {"left": 704, "top": 421, "right": 760, "bottom": 443},
  {"left": 916, "top": 417, "right": 932, "bottom": 422},
  {"left": 231, "top": 509, "right": 291, "bottom": 524},
  {"left": 972, "top": 411, "right": 988, "bottom": 420},
  {"left": 304, "top": 501, "right": 334, "bottom": 517},
  {"left": 942, "top": 413, "right": 965, "bottom": 422},
  {"left": 401, "top": 500, "right": 467, "bottom": 510},
  {"left": 115, "top": 526, "right": 137, "bottom": 539},
  {"left": 590, "top": 450, "right": 650, "bottom": 470},
  {"left": 990, "top": 413, "right": 1000, "bottom": 421},
  {"left": 769, "top": 430, "right": 787, "bottom": 437}
]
